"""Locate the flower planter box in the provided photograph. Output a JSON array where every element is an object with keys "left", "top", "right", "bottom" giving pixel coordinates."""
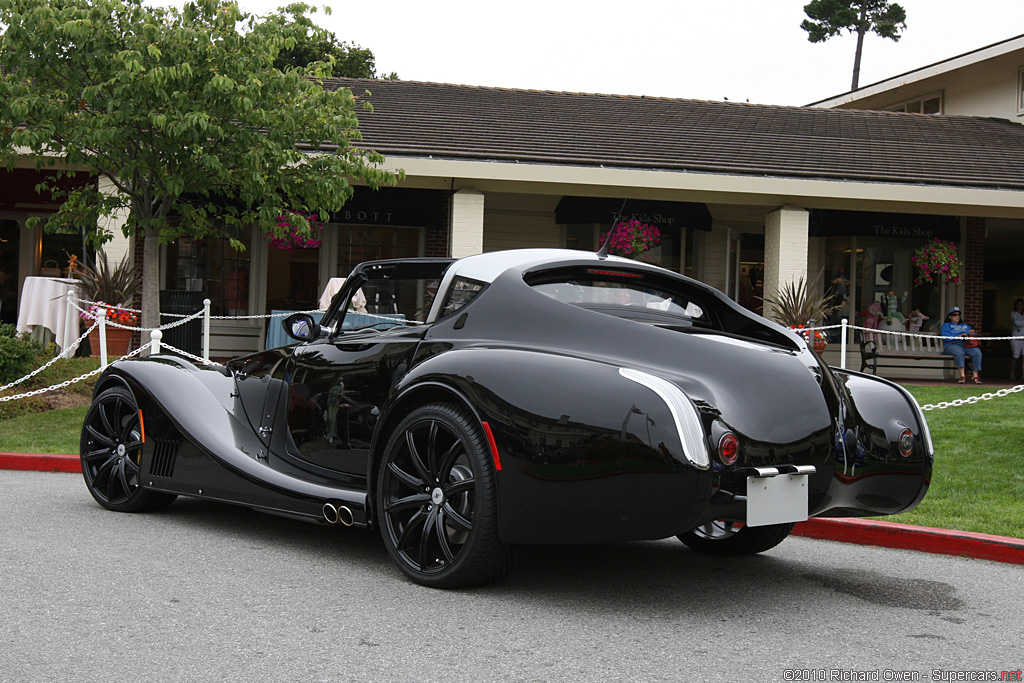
[{"left": 88, "top": 325, "right": 136, "bottom": 359}]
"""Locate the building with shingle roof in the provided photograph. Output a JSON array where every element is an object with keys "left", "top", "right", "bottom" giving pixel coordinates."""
[{"left": 5, "top": 36, "right": 1024, "bottom": 377}]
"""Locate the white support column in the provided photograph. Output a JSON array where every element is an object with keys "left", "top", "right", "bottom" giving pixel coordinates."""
[
  {"left": 450, "top": 188, "right": 485, "bottom": 258},
  {"left": 763, "top": 205, "right": 810, "bottom": 322},
  {"left": 97, "top": 176, "right": 132, "bottom": 265}
]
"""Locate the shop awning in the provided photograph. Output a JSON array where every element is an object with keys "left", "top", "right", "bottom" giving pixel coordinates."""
[
  {"left": 809, "top": 210, "right": 961, "bottom": 242},
  {"left": 555, "top": 197, "right": 712, "bottom": 231}
]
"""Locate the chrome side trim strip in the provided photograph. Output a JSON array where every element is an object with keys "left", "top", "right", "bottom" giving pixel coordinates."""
[{"left": 619, "top": 368, "right": 709, "bottom": 469}]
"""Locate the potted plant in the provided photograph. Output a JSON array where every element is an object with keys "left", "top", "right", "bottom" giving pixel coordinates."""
[
  {"left": 75, "top": 252, "right": 141, "bottom": 358},
  {"left": 761, "top": 273, "right": 837, "bottom": 353}
]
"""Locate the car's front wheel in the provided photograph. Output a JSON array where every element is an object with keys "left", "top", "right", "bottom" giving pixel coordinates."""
[
  {"left": 80, "top": 386, "right": 177, "bottom": 512},
  {"left": 677, "top": 521, "right": 793, "bottom": 556},
  {"left": 376, "top": 402, "right": 514, "bottom": 588}
]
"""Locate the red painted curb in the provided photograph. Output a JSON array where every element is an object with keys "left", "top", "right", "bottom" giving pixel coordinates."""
[
  {"left": 0, "top": 452, "right": 81, "bottom": 473},
  {"left": 1, "top": 453, "right": 1022, "bottom": 565},
  {"left": 793, "top": 517, "right": 1024, "bottom": 565}
]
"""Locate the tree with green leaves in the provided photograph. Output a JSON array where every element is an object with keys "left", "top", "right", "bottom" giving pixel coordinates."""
[
  {"left": 800, "top": 0, "right": 907, "bottom": 91},
  {"left": 0, "top": 0, "right": 397, "bottom": 335},
  {"left": 272, "top": 27, "right": 398, "bottom": 80}
]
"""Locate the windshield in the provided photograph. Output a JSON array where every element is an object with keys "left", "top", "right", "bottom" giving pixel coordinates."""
[{"left": 324, "top": 260, "right": 453, "bottom": 331}]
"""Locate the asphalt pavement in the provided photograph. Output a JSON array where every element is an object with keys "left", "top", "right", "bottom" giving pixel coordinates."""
[{"left": 2, "top": 469, "right": 1022, "bottom": 682}]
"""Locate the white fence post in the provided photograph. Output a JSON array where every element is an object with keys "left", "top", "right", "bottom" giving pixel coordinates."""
[
  {"left": 840, "top": 318, "right": 848, "bottom": 370},
  {"left": 98, "top": 308, "right": 108, "bottom": 368},
  {"left": 202, "top": 298, "right": 211, "bottom": 361},
  {"left": 63, "top": 290, "right": 77, "bottom": 358},
  {"left": 150, "top": 329, "right": 162, "bottom": 355}
]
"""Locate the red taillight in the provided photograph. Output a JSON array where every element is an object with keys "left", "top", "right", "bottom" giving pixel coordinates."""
[
  {"left": 718, "top": 432, "right": 739, "bottom": 466},
  {"left": 898, "top": 429, "right": 914, "bottom": 457}
]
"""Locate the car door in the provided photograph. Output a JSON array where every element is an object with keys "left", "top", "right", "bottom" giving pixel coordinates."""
[
  {"left": 283, "top": 325, "right": 427, "bottom": 477},
  {"left": 278, "top": 258, "right": 454, "bottom": 479}
]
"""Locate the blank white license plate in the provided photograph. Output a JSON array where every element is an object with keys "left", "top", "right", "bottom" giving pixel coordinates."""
[{"left": 745, "top": 473, "right": 810, "bottom": 527}]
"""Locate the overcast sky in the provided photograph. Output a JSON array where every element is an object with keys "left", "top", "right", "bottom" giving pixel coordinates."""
[{"left": 219, "top": 0, "right": 1024, "bottom": 106}]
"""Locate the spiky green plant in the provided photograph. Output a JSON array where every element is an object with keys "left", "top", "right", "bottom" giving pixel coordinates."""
[
  {"left": 761, "top": 272, "right": 838, "bottom": 328},
  {"left": 75, "top": 252, "right": 139, "bottom": 307}
]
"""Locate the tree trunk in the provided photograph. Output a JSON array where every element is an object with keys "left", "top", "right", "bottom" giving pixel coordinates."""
[
  {"left": 141, "top": 223, "right": 161, "bottom": 355},
  {"left": 851, "top": 6, "right": 868, "bottom": 91}
]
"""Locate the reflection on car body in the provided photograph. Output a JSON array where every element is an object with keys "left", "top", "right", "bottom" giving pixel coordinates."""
[{"left": 79, "top": 249, "right": 932, "bottom": 587}]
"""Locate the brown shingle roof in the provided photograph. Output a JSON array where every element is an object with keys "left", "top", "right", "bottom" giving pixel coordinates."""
[{"left": 322, "top": 78, "right": 1024, "bottom": 191}]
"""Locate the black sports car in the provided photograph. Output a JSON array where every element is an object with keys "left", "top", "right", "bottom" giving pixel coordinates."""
[{"left": 80, "top": 249, "right": 932, "bottom": 587}]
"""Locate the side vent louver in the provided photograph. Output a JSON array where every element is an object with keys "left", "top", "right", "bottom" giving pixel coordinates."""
[{"left": 150, "top": 439, "right": 179, "bottom": 478}]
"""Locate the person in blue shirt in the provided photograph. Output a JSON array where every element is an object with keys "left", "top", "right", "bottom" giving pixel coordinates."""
[{"left": 940, "top": 306, "right": 982, "bottom": 384}]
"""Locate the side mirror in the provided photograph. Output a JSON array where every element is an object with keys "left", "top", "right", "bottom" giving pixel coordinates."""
[{"left": 283, "top": 313, "right": 320, "bottom": 342}]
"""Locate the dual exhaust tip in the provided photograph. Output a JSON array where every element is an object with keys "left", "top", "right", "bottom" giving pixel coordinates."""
[{"left": 322, "top": 502, "right": 354, "bottom": 527}]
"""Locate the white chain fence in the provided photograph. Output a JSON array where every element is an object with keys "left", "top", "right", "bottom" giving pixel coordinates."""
[
  {"left": 5, "top": 303, "right": 1024, "bottom": 411},
  {"left": 804, "top": 319, "right": 1024, "bottom": 411},
  {"left": 0, "top": 341, "right": 153, "bottom": 403}
]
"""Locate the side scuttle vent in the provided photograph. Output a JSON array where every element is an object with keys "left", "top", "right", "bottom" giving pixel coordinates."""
[{"left": 150, "top": 439, "right": 180, "bottom": 479}]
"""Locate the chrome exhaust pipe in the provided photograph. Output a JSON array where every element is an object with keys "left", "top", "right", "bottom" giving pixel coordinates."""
[
  {"left": 322, "top": 502, "right": 339, "bottom": 525},
  {"left": 336, "top": 505, "right": 354, "bottom": 527}
]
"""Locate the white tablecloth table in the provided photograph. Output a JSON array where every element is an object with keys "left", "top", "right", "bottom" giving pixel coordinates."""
[{"left": 16, "top": 277, "right": 81, "bottom": 354}]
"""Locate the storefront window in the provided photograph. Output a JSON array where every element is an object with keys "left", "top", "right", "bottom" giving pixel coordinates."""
[
  {"left": 267, "top": 243, "right": 320, "bottom": 313},
  {"left": 0, "top": 220, "right": 19, "bottom": 325},
  {"left": 646, "top": 225, "right": 682, "bottom": 272},
  {"left": 336, "top": 225, "right": 421, "bottom": 277},
  {"left": 40, "top": 227, "right": 94, "bottom": 278},
  {"left": 164, "top": 230, "right": 251, "bottom": 317},
  {"left": 825, "top": 236, "right": 944, "bottom": 339}
]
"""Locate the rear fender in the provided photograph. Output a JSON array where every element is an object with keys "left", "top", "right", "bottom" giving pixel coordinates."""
[
  {"left": 817, "top": 369, "right": 933, "bottom": 517},
  {"left": 384, "top": 348, "right": 714, "bottom": 543}
]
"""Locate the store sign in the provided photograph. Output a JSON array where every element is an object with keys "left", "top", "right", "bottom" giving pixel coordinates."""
[
  {"left": 331, "top": 187, "right": 449, "bottom": 229},
  {"left": 555, "top": 196, "right": 712, "bottom": 231},
  {"left": 810, "top": 210, "right": 960, "bottom": 242}
]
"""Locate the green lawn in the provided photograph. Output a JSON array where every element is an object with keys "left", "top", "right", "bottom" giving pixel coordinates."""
[
  {"left": 0, "top": 405, "right": 89, "bottom": 454},
  {"left": 893, "top": 385, "right": 1024, "bottom": 539},
  {"left": 1, "top": 381, "right": 1021, "bottom": 539}
]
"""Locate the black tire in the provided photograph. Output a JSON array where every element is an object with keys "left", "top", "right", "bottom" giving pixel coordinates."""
[
  {"left": 376, "top": 402, "right": 514, "bottom": 588},
  {"left": 80, "top": 386, "right": 177, "bottom": 512},
  {"left": 677, "top": 521, "right": 794, "bottom": 556}
]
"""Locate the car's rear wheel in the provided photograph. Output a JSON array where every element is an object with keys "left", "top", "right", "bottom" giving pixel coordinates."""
[
  {"left": 677, "top": 521, "right": 793, "bottom": 556},
  {"left": 80, "top": 386, "right": 177, "bottom": 512},
  {"left": 376, "top": 402, "right": 514, "bottom": 588}
]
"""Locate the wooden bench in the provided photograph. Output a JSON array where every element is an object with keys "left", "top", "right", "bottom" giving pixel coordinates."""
[{"left": 858, "top": 331, "right": 960, "bottom": 375}]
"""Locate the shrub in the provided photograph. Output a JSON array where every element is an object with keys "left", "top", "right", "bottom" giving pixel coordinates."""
[{"left": 0, "top": 326, "right": 47, "bottom": 385}]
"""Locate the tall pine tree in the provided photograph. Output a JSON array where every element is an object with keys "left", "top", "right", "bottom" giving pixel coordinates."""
[{"left": 801, "top": 0, "right": 907, "bottom": 91}]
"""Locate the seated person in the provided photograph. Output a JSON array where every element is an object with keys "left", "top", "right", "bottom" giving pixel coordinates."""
[{"left": 940, "top": 306, "right": 982, "bottom": 384}]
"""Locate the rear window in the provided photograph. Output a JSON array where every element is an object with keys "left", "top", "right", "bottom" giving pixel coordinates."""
[{"left": 529, "top": 269, "right": 711, "bottom": 327}]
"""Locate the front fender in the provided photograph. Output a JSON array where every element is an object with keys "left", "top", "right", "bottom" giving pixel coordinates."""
[
  {"left": 389, "top": 347, "right": 715, "bottom": 543},
  {"left": 94, "top": 357, "right": 367, "bottom": 519}
]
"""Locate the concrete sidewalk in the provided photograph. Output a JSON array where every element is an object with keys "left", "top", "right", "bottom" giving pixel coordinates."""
[{"left": 4, "top": 450, "right": 1023, "bottom": 565}]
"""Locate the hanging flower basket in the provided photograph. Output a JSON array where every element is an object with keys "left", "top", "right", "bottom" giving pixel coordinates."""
[
  {"left": 912, "top": 239, "right": 961, "bottom": 285},
  {"left": 600, "top": 219, "right": 660, "bottom": 260},
  {"left": 267, "top": 211, "right": 324, "bottom": 251}
]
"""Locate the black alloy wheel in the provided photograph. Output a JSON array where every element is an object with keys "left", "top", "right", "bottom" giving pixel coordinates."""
[
  {"left": 80, "top": 386, "right": 176, "bottom": 512},
  {"left": 377, "top": 402, "right": 514, "bottom": 588},
  {"left": 677, "top": 520, "right": 794, "bottom": 556}
]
